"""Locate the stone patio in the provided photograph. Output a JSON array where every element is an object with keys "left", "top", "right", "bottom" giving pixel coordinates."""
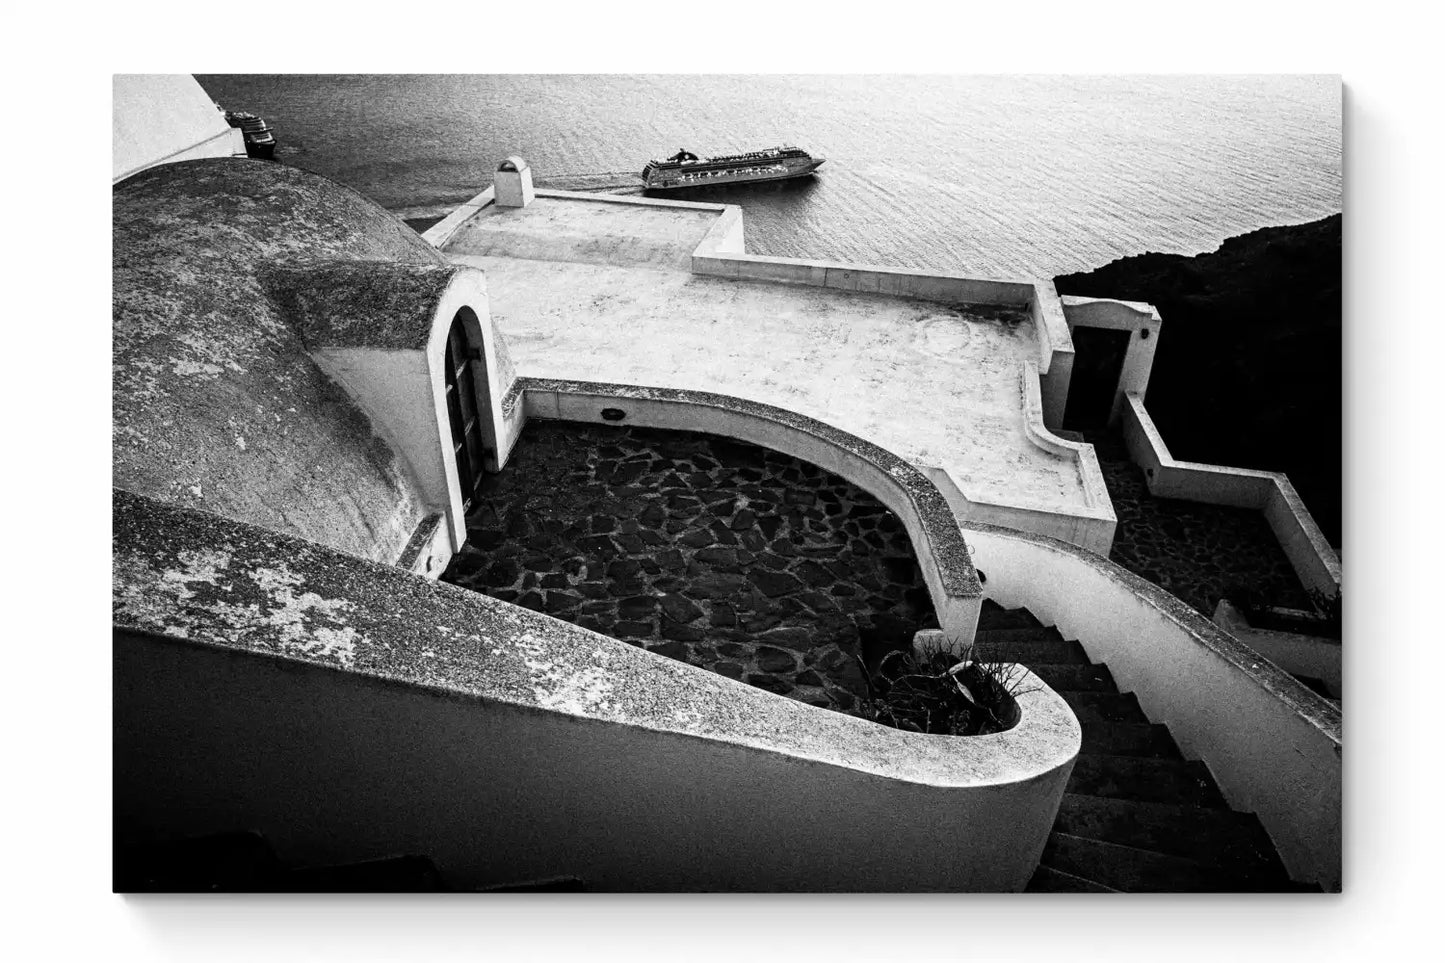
[
  {"left": 1087, "top": 432, "right": 1311, "bottom": 615},
  {"left": 442, "top": 422, "right": 939, "bottom": 711}
]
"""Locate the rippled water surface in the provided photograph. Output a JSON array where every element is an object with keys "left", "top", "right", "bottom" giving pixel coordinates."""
[{"left": 197, "top": 74, "right": 1340, "bottom": 277}]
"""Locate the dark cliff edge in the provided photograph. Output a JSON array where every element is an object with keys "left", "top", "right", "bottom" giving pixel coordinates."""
[{"left": 1055, "top": 214, "right": 1341, "bottom": 548}]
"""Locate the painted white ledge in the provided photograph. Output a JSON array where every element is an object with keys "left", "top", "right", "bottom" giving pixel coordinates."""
[
  {"left": 963, "top": 521, "right": 1341, "bottom": 892},
  {"left": 1213, "top": 600, "right": 1341, "bottom": 699},
  {"left": 1122, "top": 392, "right": 1341, "bottom": 597},
  {"left": 113, "top": 488, "right": 1079, "bottom": 892}
]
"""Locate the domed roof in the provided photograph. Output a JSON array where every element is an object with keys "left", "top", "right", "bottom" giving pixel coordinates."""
[{"left": 113, "top": 158, "right": 451, "bottom": 563}]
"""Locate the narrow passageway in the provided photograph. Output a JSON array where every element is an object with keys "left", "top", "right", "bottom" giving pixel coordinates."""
[
  {"left": 442, "top": 421, "right": 938, "bottom": 711},
  {"left": 1086, "top": 432, "right": 1311, "bottom": 614}
]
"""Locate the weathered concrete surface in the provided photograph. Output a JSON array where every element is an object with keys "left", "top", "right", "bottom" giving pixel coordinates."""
[
  {"left": 115, "top": 486, "right": 1079, "bottom": 891},
  {"left": 444, "top": 252, "right": 1090, "bottom": 515},
  {"left": 113, "top": 484, "right": 1076, "bottom": 792},
  {"left": 963, "top": 521, "right": 1341, "bottom": 891},
  {"left": 114, "top": 159, "right": 454, "bottom": 565},
  {"left": 113, "top": 75, "right": 245, "bottom": 183},
  {"left": 443, "top": 194, "right": 720, "bottom": 269}
]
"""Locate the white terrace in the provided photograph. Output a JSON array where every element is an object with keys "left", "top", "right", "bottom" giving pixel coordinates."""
[{"left": 425, "top": 180, "right": 1116, "bottom": 552}]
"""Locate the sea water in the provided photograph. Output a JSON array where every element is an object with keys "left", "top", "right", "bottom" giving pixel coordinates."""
[{"left": 196, "top": 74, "right": 1340, "bottom": 278}]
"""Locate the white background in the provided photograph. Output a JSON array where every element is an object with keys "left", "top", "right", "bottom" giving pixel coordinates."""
[{"left": 4, "top": 1, "right": 1436, "bottom": 958}]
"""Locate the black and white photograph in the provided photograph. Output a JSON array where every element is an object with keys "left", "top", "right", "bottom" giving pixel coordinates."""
[{"left": 111, "top": 69, "right": 1342, "bottom": 895}]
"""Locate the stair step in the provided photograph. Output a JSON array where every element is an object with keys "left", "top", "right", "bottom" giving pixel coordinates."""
[
  {"left": 978, "top": 601, "right": 1043, "bottom": 630},
  {"left": 973, "top": 640, "right": 1090, "bottom": 666},
  {"left": 1067, "top": 754, "right": 1227, "bottom": 808},
  {"left": 1026, "top": 663, "right": 1116, "bottom": 693},
  {"left": 280, "top": 855, "right": 445, "bottom": 892},
  {"left": 1080, "top": 722, "right": 1183, "bottom": 759},
  {"left": 1059, "top": 690, "right": 1150, "bottom": 725},
  {"left": 973, "top": 626, "right": 1067, "bottom": 645},
  {"left": 1024, "top": 864, "right": 1120, "bottom": 893},
  {"left": 1040, "top": 832, "right": 1256, "bottom": 893},
  {"left": 1054, "top": 794, "right": 1289, "bottom": 881}
]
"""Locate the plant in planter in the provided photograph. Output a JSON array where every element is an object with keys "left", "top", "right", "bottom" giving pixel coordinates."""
[{"left": 851, "top": 639, "right": 1038, "bottom": 736}]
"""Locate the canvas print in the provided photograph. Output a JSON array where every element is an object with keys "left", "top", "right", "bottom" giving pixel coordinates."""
[{"left": 112, "top": 74, "right": 1341, "bottom": 893}]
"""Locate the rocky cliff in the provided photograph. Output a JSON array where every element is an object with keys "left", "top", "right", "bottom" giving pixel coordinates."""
[{"left": 1056, "top": 214, "right": 1341, "bottom": 547}]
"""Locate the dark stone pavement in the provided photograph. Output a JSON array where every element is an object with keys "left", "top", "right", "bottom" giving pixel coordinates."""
[
  {"left": 442, "top": 422, "right": 938, "bottom": 711},
  {"left": 1087, "top": 432, "right": 1311, "bottom": 615}
]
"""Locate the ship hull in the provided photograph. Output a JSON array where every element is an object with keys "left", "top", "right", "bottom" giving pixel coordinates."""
[{"left": 644, "top": 158, "right": 824, "bottom": 192}]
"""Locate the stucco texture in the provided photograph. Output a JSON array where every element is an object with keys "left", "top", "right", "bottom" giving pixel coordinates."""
[
  {"left": 446, "top": 251, "right": 1087, "bottom": 514},
  {"left": 114, "top": 159, "right": 456, "bottom": 564}
]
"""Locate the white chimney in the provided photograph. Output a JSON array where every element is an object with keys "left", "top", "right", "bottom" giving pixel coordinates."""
[{"left": 494, "top": 156, "right": 535, "bottom": 208}]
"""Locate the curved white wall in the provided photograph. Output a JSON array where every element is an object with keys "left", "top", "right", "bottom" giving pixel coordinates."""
[
  {"left": 963, "top": 522, "right": 1342, "bottom": 891},
  {"left": 114, "top": 75, "right": 245, "bottom": 184}
]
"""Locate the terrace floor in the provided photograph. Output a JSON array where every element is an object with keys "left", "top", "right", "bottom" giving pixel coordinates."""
[{"left": 438, "top": 194, "right": 1092, "bottom": 520}]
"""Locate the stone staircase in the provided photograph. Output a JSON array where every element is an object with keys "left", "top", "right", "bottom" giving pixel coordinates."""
[{"left": 971, "top": 601, "right": 1309, "bottom": 893}]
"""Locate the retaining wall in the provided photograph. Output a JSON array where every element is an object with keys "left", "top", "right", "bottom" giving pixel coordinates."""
[
  {"left": 1213, "top": 600, "right": 1341, "bottom": 699},
  {"left": 113, "top": 74, "right": 246, "bottom": 184},
  {"left": 1122, "top": 393, "right": 1341, "bottom": 597},
  {"left": 1030, "top": 280, "right": 1075, "bottom": 429},
  {"left": 114, "top": 488, "right": 1078, "bottom": 892},
  {"left": 691, "top": 252, "right": 1035, "bottom": 304}
]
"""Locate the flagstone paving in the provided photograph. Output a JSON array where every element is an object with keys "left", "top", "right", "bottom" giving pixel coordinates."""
[
  {"left": 1086, "top": 432, "right": 1312, "bottom": 615},
  {"left": 442, "top": 422, "right": 938, "bottom": 710}
]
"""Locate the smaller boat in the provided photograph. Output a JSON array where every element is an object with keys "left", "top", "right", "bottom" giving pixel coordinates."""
[
  {"left": 222, "top": 109, "right": 277, "bottom": 160},
  {"left": 641, "top": 146, "right": 824, "bottom": 191}
]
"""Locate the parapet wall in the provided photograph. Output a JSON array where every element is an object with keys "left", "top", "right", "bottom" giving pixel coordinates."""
[
  {"left": 1213, "top": 600, "right": 1341, "bottom": 699},
  {"left": 113, "top": 488, "right": 1078, "bottom": 892},
  {"left": 692, "top": 251, "right": 1035, "bottom": 304},
  {"left": 1122, "top": 393, "right": 1340, "bottom": 597},
  {"left": 113, "top": 74, "right": 245, "bottom": 184},
  {"left": 962, "top": 521, "right": 1341, "bottom": 891},
  {"left": 1028, "top": 280, "right": 1075, "bottom": 429}
]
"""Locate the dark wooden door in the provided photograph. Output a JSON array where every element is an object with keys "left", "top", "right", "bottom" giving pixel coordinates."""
[
  {"left": 444, "top": 317, "right": 487, "bottom": 513},
  {"left": 1062, "top": 326, "right": 1132, "bottom": 431}
]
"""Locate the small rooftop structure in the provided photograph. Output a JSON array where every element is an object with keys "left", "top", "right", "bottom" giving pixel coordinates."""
[
  {"left": 114, "top": 159, "right": 516, "bottom": 569},
  {"left": 494, "top": 154, "right": 535, "bottom": 208}
]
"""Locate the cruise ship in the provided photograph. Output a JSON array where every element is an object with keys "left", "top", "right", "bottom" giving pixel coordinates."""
[
  {"left": 640, "top": 146, "right": 824, "bottom": 191},
  {"left": 223, "top": 110, "right": 277, "bottom": 160}
]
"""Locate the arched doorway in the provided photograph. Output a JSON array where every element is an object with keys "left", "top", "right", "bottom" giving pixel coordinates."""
[
  {"left": 444, "top": 309, "right": 492, "bottom": 513},
  {"left": 1062, "top": 325, "right": 1132, "bottom": 430}
]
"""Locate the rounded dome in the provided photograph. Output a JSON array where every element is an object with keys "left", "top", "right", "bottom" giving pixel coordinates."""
[{"left": 113, "top": 158, "right": 448, "bottom": 562}]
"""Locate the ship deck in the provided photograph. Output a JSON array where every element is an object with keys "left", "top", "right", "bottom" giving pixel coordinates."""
[{"left": 434, "top": 192, "right": 1093, "bottom": 520}]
